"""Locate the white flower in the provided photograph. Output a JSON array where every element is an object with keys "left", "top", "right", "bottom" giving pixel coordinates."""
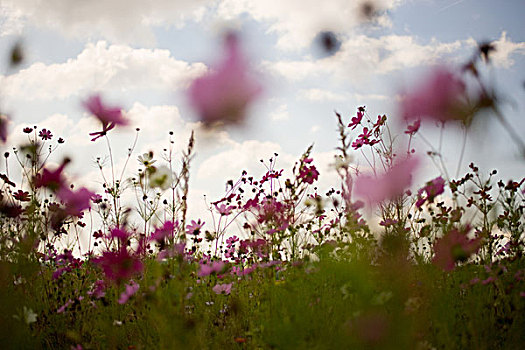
[
  {"left": 13, "top": 306, "right": 37, "bottom": 325},
  {"left": 138, "top": 152, "right": 156, "bottom": 168},
  {"left": 149, "top": 165, "right": 174, "bottom": 190}
]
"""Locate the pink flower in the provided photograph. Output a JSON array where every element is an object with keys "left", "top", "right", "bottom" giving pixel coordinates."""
[
  {"left": 401, "top": 66, "right": 467, "bottom": 123},
  {"left": 415, "top": 176, "right": 445, "bottom": 208},
  {"left": 432, "top": 227, "right": 481, "bottom": 271},
  {"left": 405, "top": 119, "right": 421, "bottom": 135},
  {"left": 57, "top": 299, "right": 73, "bottom": 313},
  {"left": 379, "top": 218, "right": 398, "bottom": 227},
  {"left": 299, "top": 165, "right": 320, "bottom": 184},
  {"left": 87, "top": 280, "right": 106, "bottom": 299},
  {"left": 34, "top": 158, "right": 70, "bottom": 192},
  {"left": 150, "top": 220, "right": 177, "bottom": 242},
  {"left": 93, "top": 249, "right": 143, "bottom": 283},
  {"left": 216, "top": 204, "right": 235, "bottom": 216},
  {"left": 84, "top": 94, "right": 127, "bottom": 141},
  {"left": 186, "top": 219, "right": 204, "bottom": 235},
  {"left": 348, "top": 108, "right": 364, "bottom": 129},
  {"left": 188, "top": 33, "right": 262, "bottom": 127},
  {"left": 355, "top": 156, "right": 419, "bottom": 204},
  {"left": 199, "top": 260, "right": 226, "bottom": 277},
  {"left": 118, "top": 280, "right": 140, "bottom": 304},
  {"left": 57, "top": 187, "right": 95, "bottom": 216},
  {"left": 212, "top": 282, "right": 232, "bottom": 295}
]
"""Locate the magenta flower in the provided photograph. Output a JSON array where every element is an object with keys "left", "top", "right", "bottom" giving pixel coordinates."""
[
  {"left": 216, "top": 204, "right": 235, "bottom": 216},
  {"left": 415, "top": 176, "right": 446, "bottom": 208},
  {"left": 352, "top": 127, "right": 379, "bottom": 150},
  {"left": 401, "top": 66, "right": 467, "bottom": 123},
  {"left": 93, "top": 248, "right": 143, "bottom": 283},
  {"left": 355, "top": 156, "right": 419, "bottom": 204},
  {"left": 186, "top": 219, "right": 204, "bottom": 235},
  {"left": 118, "top": 280, "right": 140, "bottom": 304},
  {"left": 188, "top": 33, "right": 262, "bottom": 127},
  {"left": 87, "top": 280, "right": 106, "bottom": 299},
  {"left": 84, "top": 94, "right": 127, "bottom": 141},
  {"left": 299, "top": 165, "right": 320, "bottom": 184},
  {"left": 57, "top": 187, "right": 94, "bottom": 216},
  {"left": 13, "top": 190, "right": 30, "bottom": 202},
  {"left": 348, "top": 108, "right": 364, "bottom": 129},
  {"left": 212, "top": 282, "right": 232, "bottom": 295},
  {"left": 379, "top": 218, "right": 398, "bottom": 227},
  {"left": 432, "top": 227, "right": 481, "bottom": 271},
  {"left": 34, "top": 159, "right": 70, "bottom": 192},
  {"left": 405, "top": 119, "right": 421, "bottom": 135},
  {"left": 150, "top": 220, "right": 177, "bottom": 242},
  {"left": 199, "top": 260, "right": 226, "bottom": 277},
  {"left": 38, "top": 128, "right": 53, "bottom": 140}
]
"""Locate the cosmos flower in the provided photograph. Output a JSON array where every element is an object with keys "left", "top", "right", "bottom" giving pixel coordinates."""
[
  {"left": 93, "top": 249, "right": 143, "bottom": 283},
  {"left": 150, "top": 220, "right": 177, "bottom": 242},
  {"left": 299, "top": 165, "right": 320, "bottom": 184},
  {"left": 188, "top": 32, "right": 262, "bottom": 127},
  {"left": 186, "top": 219, "right": 204, "bottom": 235},
  {"left": 212, "top": 282, "right": 232, "bottom": 295},
  {"left": 199, "top": 260, "right": 226, "bottom": 277},
  {"left": 400, "top": 66, "right": 468, "bottom": 123},
  {"left": 433, "top": 227, "right": 481, "bottom": 271},
  {"left": 84, "top": 94, "right": 127, "bottom": 141},
  {"left": 415, "top": 176, "right": 446, "bottom": 208},
  {"left": 118, "top": 280, "right": 140, "bottom": 304},
  {"left": 34, "top": 158, "right": 70, "bottom": 192},
  {"left": 355, "top": 156, "right": 419, "bottom": 204},
  {"left": 38, "top": 128, "right": 53, "bottom": 140},
  {"left": 405, "top": 119, "right": 421, "bottom": 135},
  {"left": 56, "top": 187, "right": 95, "bottom": 216},
  {"left": 149, "top": 165, "right": 174, "bottom": 190}
]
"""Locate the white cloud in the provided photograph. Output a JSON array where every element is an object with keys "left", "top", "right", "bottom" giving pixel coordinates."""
[
  {"left": 217, "top": 0, "right": 403, "bottom": 51},
  {"left": 0, "top": 3, "right": 24, "bottom": 37},
  {"left": 264, "top": 34, "right": 464, "bottom": 82},
  {"left": 0, "top": 41, "right": 206, "bottom": 100},
  {"left": 270, "top": 104, "right": 290, "bottom": 121},
  {"left": 0, "top": 0, "right": 212, "bottom": 44},
  {"left": 196, "top": 140, "right": 286, "bottom": 184},
  {"left": 298, "top": 88, "right": 347, "bottom": 102},
  {"left": 490, "top": 32, "right": 525, "bottom": 68}
]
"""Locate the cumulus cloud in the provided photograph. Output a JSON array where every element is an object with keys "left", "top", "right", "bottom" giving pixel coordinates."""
[
  {"left": 217, "top": 0, "right": 403, "bottom": 50},
  {"left": 0, "top": 3, "right": 24, "bottom": 37},
  {"left": 270, "top": 104, "right": 290, "bottom": 121},
  {"left": 0, "top": 41, "right": 206, "bottom": 100},
  {"left": 196, "top": 140, "right": 286, "bottom": 183},
  {"left": 264, "top": 34, "right": 464, "bottom": 82},
  {"left": 0, "top": 0, "right": 211, "bottom": 44},
  {"left": 490, "top": 32, "right": 525, "bottom": 68},
  {"left": 298, "top": 88, "right": 347, "bottom": 102}
]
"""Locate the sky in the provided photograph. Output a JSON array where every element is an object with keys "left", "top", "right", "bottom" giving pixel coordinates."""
[{"left": 1, "top": 0, "right": 525, "bottom": 234}]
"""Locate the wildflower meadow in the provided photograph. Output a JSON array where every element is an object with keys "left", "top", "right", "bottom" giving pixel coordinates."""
[{"left": 1, "top": 8, "right": 525, "bottom": 350}]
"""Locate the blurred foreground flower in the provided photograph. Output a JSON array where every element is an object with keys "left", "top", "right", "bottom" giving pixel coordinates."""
[
  {"left": 118, "top": 280, "right": 139, "bottom": 304},
  {"left": 0, "top": 114, "right": 9, "bottom": 143},
  {"left": 433, "top": 227, "right": 481, "bottom": 271},
  {"left": 355, "top": 156, "right": 419, "bottom": 204},
  {"left": 84, "top": 94, "right": 127, "bottom": 141},
  {"left": 401, "top": 66, "right": 469, "bottom": 123},
  {"left": 188, "top": 33, "right": 262, "bottom": 127},
  {"left": 212, "top": 282, "right": 232, "bottom": 295}
]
